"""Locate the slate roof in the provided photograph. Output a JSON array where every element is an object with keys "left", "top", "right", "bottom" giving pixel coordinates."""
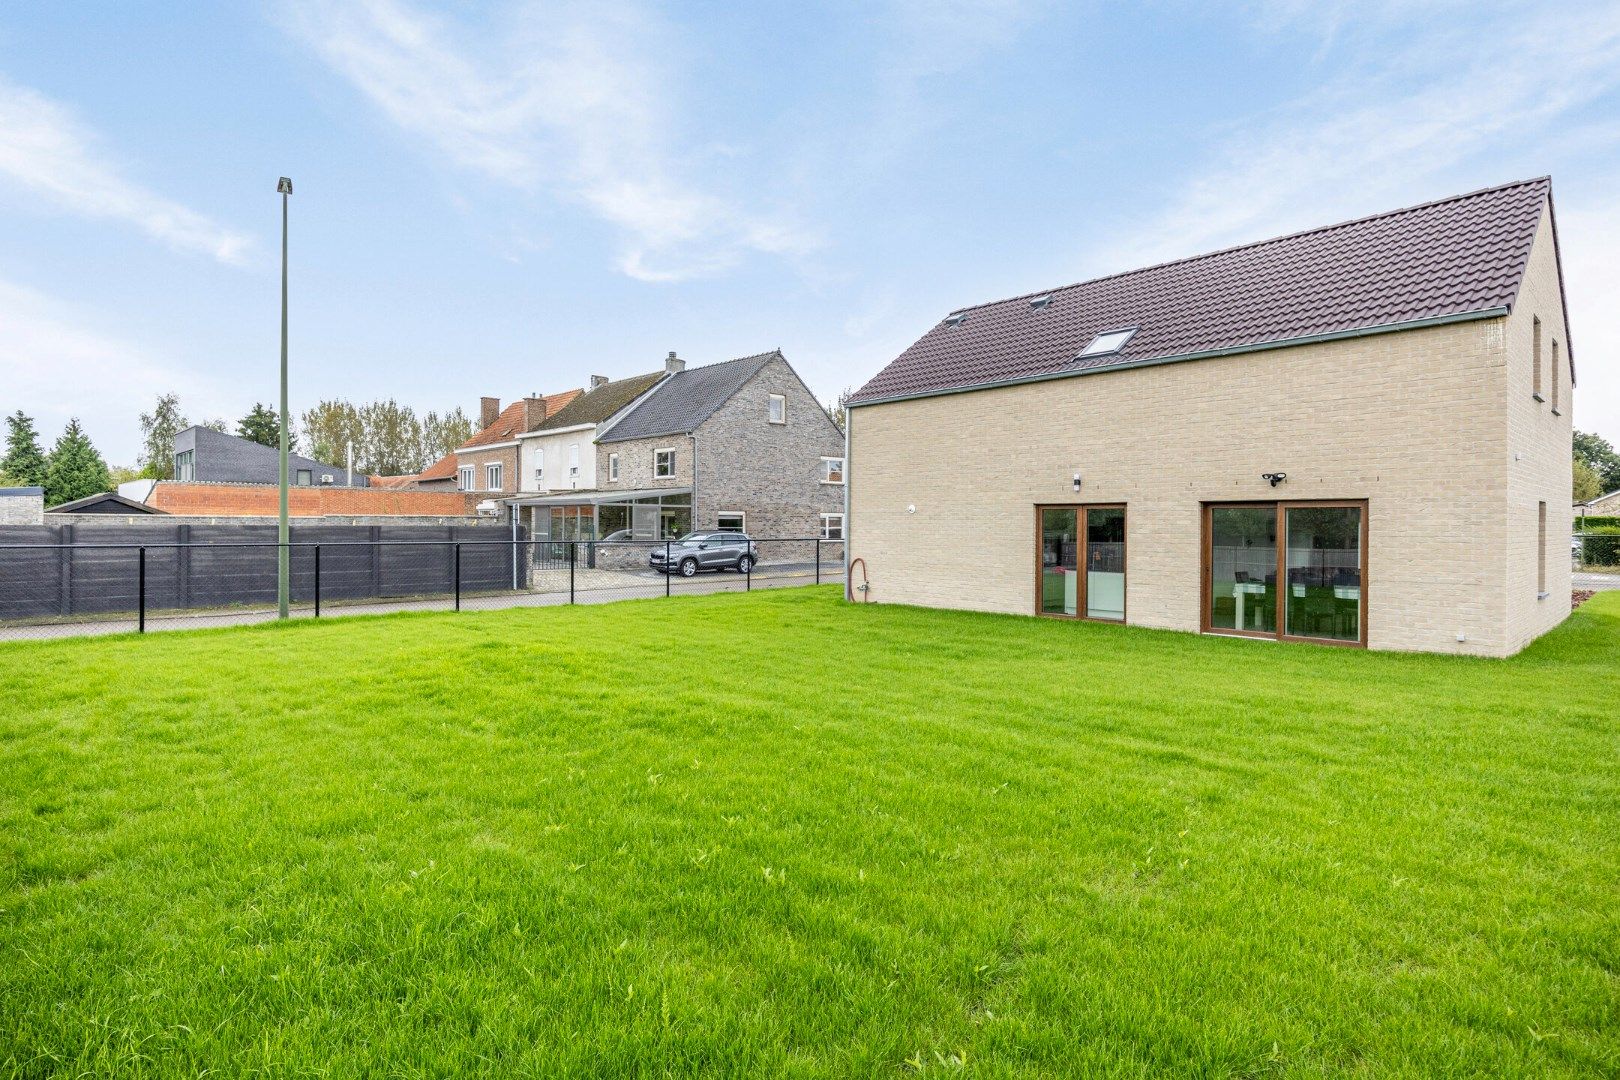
[
  {"left": 534, "top": 371, "right": 668, "bottom": 431},
  {"left": 458, "top": 389, "right": 583, "bottom": 450},
  {"left": 598, "top": 352, "right": 781, "bottom": 443},
  {"left": 850, "top": 177, "right": 1557, "bottom": 405}
]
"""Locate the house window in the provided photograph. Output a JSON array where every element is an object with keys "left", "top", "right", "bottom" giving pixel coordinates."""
[
  {"left": 459, "top": 466, "right": 475, "bottom": 490},
  {"left": 485, "top": 463, "right": 503, "bottom": 491},
  {"left": 569, "top": 443, "right": 580, "bottom": 478},
  {"left": 819, "top": 513, "right": 845, "bottom": 540},
  {"left": 608, "top": 453, "right": 619, "bottom": 481},
  {"left": 295, "top": 468, "right": 313, "bottom": 487},
  {"left": 1202, "top": 501, "right": 1365, "bottom": 645},
  {"left": 1078, "top": 327, "right": 1137, "bottom": 358},
  {"left": 768, "top": 394, "right": 786, "bottom": 424},
  {"left": 1532, "top": 316, "right": 1544, "bottom": 401},
  {"left": 174, "top": 449, "right": 194, "bottom": 482},
  {"left": 1038, "top": 505, "right": 1125, "bottom": 622},
  {"left": 718, "top": 511, "right": 745, "bottom": 531},
  {"left": 1538, "top": 501, "right": 1548, "bottom": 598},
  {"left": 821, "top": 457, "right": 845, "bottom": 484},
  {"left": 1551, "top": 339, "right": 1561, "bottom": 415},
  {"left": 654, "top": 448, "right": 675, "bottom": 478},
  {"left": 535, "top": 449, "right": 544, "bottom": 482}
]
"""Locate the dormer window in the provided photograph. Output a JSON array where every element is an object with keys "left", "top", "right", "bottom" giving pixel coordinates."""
[{"left": 1078, "top": 327, "right": 1138, "bottom": 358}]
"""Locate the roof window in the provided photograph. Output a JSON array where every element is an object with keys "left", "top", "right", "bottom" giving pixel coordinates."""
[
  {"left": 1028, "top": 295, "right": 1052, "bottom": 310},
  {"left": 944, "top": 311, "right": 968, "bottom": 327},
  {"left": 1078, "top": 327, "right": 1137, "bottom": 358}
]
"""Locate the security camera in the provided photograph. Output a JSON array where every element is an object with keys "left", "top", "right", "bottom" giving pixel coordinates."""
[{"left": 1261, "top": 472, "right": 1287, "bottom": 487}]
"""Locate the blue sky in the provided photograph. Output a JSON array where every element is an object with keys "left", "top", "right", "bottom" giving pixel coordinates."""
[{"left": 2, "top": 0, "right": 1618, "bottom": 465}]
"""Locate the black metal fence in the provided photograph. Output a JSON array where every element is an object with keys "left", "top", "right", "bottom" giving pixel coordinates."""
[
  {"left": 0, "top": 537, "right": 844, "bottom": 641},
  {"left": 1573, "top": 531, "right": 1620, "bottom": 571}
]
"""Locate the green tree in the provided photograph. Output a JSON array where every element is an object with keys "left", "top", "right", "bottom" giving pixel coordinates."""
[
  {"left": 823, "top": 386, "right": 852, "bottom": 433},
  {"left": 2, "top": 410, "right": 49, "bottom": 486},
  {"left": 43, "top": 418, "right": 112, "bottom": 506},
  {"left": 301, "top": 400, "right": 364, "bottom": 468},
  {"left": 1573, "top": 430, "right": 1620, "bottom": 494},
  {"left": 359, "top": 399, "right": 424, "bottom": 476},
  {"left": 236, "top": 403, "right": 291, "bottom": 448},
  {"left": 137, "top": 393, "right": 190, "bottom": 478},
  {"left": 1574, "top": 458, "right": 1603, "bottom": 503},
  {"left": 420, "top": 407, "right": 474, "bottom": 465}
]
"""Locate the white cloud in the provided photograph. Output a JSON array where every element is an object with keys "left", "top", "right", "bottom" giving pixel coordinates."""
[
  {"left": 0, "top": 279, "right": 226, "bottom": 464},
  {"left": 0, "top": 76, "right": 253, "bottom": 265},
  {"left": 283, "top": 0, "right": 817, "bottom": 281},
  {"left": 1092, "top": 3, "right": 1620, "bottom": 272}
]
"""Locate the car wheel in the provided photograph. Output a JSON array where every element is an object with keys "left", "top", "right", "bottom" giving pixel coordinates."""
[
  {"left": 736, "top": 555, "right": 753, "bottom": 574},
  {"left": 679, "top": 557, "right": 698, "bottom": 577}
]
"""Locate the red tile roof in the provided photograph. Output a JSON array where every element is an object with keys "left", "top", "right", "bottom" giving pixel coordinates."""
[
  {"left": 415, "top": 452, "right": 459, "bottom": 482},
  {"left": 459, "top": 390, "right": 583, "bottom": 450},
  {"left": 851, "top": 177, "right": 1555, "bottom": 404}
]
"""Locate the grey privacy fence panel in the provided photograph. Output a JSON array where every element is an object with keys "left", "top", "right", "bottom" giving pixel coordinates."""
[{"left": 0, "top": 522, "right": 527, "bottom": 620}]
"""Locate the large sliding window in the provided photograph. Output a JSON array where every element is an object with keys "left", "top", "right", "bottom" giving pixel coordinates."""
[
  {"left": 1203, "top": 501, "right": 1366, "bottom": 645},
  {"left": 1037, "top": 505, "right": 1126, "bottom": 622}
]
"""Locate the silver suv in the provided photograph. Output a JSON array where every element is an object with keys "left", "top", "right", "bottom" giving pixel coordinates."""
[{"left": 650, "top": 531, "right": 759, "bottom": 576}]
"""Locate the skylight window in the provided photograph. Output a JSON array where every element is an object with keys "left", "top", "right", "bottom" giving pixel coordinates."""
[
  {"left": 1028, "top": 295, "right": 1052, "bottom": 310},
  {"left": 1078, "top": 327, "right": 1137, "bottom": 358},
  {"left": 944, "top": 311, "right": 968, "bottom": 327}
]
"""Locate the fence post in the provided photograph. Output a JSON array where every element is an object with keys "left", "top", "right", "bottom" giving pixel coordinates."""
[
  {"left": 665, "top": 540, "right": 671, "bottom": 597},
  {"left": 746, "top": 545, "right": 751, "bottom": 591},
  {"left": 314, "top": 545, "right": 321, "bottom": 618},
  {"left": 454, "top": 542, "right": 462, "bottom": 612},
  {"left": 138, "top": 546, "right": 146, "bottom": 634},
  {"left": 815, "top": 538, "right": 821, "bottom": 585},
  {"left": 569, "top": 541, "right": 576, "bottom": 604}
]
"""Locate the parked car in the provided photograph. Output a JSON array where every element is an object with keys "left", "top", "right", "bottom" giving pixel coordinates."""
[{"left": 650, "top": 531, "right": 759, "bottom": 576}]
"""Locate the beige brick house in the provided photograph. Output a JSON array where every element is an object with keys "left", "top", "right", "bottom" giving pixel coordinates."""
[{"left": 845, "top": 178, "right": 1575, "bottom": 656}]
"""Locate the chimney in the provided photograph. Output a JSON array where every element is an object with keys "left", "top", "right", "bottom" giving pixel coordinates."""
[
  {"left": 480, "top": 396, "right": 501, "bottom": 429},
  {"left": 665, "top": 350, "right": 685, "bottom": 374},
  {"left": 522, "top": 394, "right": 548, "bottom": 430},
  {"left": 589, "top": 374, "right": 610, "bottom": 390}
]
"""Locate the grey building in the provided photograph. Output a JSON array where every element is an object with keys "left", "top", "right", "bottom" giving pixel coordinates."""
[
  {"left": 0, "top": 487, "right": 45, "bottom": 526},
  {"left": 511, "top": 350, "right": 845, "bottom": 562},
  {"left": 172, "top": 426, "right": 367, "bottom": 488}
]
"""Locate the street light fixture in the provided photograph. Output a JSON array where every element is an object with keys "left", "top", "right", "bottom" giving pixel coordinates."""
[{"left": 277, "top": 176, "right": 293, "bottom": 618}]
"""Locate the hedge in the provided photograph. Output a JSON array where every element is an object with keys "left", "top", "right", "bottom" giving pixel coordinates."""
[
  {"left": 1577, "top": 526, "right": 1620, "bottom": 566},
  {"left": 1576, "top": 514, "right": 1620, "bottom": 529}
]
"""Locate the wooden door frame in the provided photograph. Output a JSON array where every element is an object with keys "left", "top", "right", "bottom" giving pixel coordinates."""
[
  {"left": 1200, "top": 499, "right": 1368, "bottom": 648},
  {"left": 1034, "top": 503, "right": 1127, "bottom": 623}
]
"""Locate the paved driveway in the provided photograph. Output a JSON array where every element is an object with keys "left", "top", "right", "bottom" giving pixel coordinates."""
[{"left": 1574, "top": 571, "right": 1620, "bottom": 591}]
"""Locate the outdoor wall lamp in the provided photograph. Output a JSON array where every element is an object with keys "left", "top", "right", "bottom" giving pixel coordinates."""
[
  {"left": 1262, "top": 472, "right": 1287, "bottom": 487},
  {"left": 1072, "top": 473, "right": 1082, "bottom": 492}
]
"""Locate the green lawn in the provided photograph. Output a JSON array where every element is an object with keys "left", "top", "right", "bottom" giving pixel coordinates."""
[{"left": 2, "top": 588, "right": 1617, "bottom": 1077}]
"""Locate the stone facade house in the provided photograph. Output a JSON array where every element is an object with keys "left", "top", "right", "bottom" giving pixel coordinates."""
[
  {"left": 1579, "top": 489, "right": 1620, "bottom": 517},
  {"left": 452, "top": 391, "right": 581, "bottom": 497},
  {"left": 844, "top": 177, "right": 1575, "bottom": 657},
  {"left": 511, "top": 350, "right": 845, "bottom": 564}
]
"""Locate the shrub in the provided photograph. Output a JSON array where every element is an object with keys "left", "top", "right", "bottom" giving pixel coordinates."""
[{"left": 1578, "top": 526, "right": 1620, "bottom": 567}]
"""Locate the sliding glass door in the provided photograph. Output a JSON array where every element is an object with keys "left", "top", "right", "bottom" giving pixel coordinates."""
[
  {"left": 1037, "top": 505, "right": 1125, "bottom": 622},
  {"left": 1203, "top": 501, "right": 1365, "bottom": 645}
]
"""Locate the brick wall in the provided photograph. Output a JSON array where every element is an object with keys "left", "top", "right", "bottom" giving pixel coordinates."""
[
  {"left": 454, "top": 446, "right": 520, "bottom": 495},
  {"left": 1503, "top": 199, "right": 1575, "bottom": 652},
  {"left": 848, "top": 312, "right": 1556, "bottom": 657},
  {"left": 148, "top": 483, "right": 484, "bottom": 517},
  {"left": 0, "top": 489, "right": 45, "bottom": 526}
]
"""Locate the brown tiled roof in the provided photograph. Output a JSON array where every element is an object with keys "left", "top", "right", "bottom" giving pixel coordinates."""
[
  {"left": 850, "top": 177, "right": 1555, "bottom": 405},
  {"left": 458, "top": 389, "right": 583, "bottom": 449},
  {"left": 416, "top": 452, "right": 459, "bottom": 481},
  {"left": 535, "top": 370, "right": 667, "bottom": 430}
]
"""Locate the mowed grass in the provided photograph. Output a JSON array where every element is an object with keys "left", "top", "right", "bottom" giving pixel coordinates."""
[{"left": 2, "top": 589, "right": 1617, "bottom": 1078}]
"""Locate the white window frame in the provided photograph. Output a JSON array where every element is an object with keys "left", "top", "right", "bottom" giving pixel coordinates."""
[
  {"left": 717, "top": 511, "right": 745, "bottom": 532},
  {"left": 485, "top": 462, "right": 503, "bottom": 491},
  {"left": 768, "top": 394, "right": 786, "bottom": 424},
  {"left": 459, "top": 465, "right": 475, "bottom": 491},
  {"left": 653, "top": 448, "right": 676, "bottom": 479},
  {"left": 819, "top": 513, "right": 845, "bottom": 540},
  {"left": 608, "top": 453, "right": 619, "bottom": 482},
  {"left": 820, "top": 456, "right": 845, "bottom": 484},
  {"left": 569, "top": 443, "right": 580, "bottom": 478},
  {"left": 535, "top": 448, "right": 544, "bottom": 482}
]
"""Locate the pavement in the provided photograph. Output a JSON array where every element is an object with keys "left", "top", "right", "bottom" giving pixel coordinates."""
[
  {"left": 0, "top": 563, "right": 835, "bottom": 642},
  {"left": 1574, "top": 570, "right": 1620, "bottom": 591}
]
